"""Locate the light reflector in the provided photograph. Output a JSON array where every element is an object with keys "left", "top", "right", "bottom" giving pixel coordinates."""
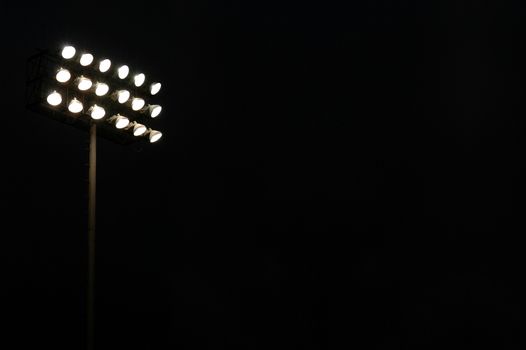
[
  {"left": 114, "top": 115, "right": 130, "bottom": 129},
  {"left": 133, "top": 123, "right": 147, "bottom": 136},
  {"left": 99, "top": 59, "right": 111, "bottom": 73},
  {"left": 134, "top": 73, "right": 146, "bottom": 87},
  {"left": 117, "top": 65, "right": 129, "bottom": 79},
  {"left": 131, "top": 98, "right": 145, "bottom": 111},
  {"left": 149, "top": 105, "right": 162, "bottom": 118},
  {"left": 56, "top": 68, "right": 71, "bottom": 83},
  {"left": 149, "top": 130, "right": 163, "bottom": 143},
  {"left": 150, "top": 82, "right": 161, "bottom": 95},
  {"left": 117, "top": 90, "right": 130, "bottom": 104},
  {"left": 90, "top": 105, "right": 106, "bottom": 120},
  {"left": 62, "top": 46, "right": 76, "bottom": 59},
  {"left": 68, "top": 98, "right": 83, "bottom": 113},
  {"left": 95, "top": 83, "right": 109, "bottom": 96},
  {"left": 47, "top": 91, "right": 62, "bottom": 106},
  {"left": 77, "top": 76, "right": 93, "bottom": 91},
  {"left": 80, "top": 53, "right": 94, "bottom": 66}
]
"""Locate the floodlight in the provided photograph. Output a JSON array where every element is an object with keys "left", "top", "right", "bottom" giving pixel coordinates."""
[
  {"left": 95, "top": 82, "right": 109, "bottom": 96},
  {"left": 56, "top": 68, "right": 71, "bottom": 83},
  {"left": 61, "top": 46, "right": 76, "bottom": 59},
  {"left": 150, "top": 82, "right": 161, "bottom": 95},
  {"left": 116, "top": 90, "right": 130, "bottom": 104},
  {"left": 134, "top": 73, "right": 146, "bottom": 87},
  {"left": 47, "top": 91, "right": 62, "bottom": 106},
  {"left": 77, "top": 76, "right": 93, "bottom": 91},
  {"left": 89, "top": 105, "right": 106, "bottom": 120},
  {"left": 80, "top": 53, "right": 94, "bottom": 66},
  {"left": 148, "top": 105, "right": 162, "bottom": 118},
  {"left": 131, "top": 122, "right": 147, "bottom": 136},
  {"left": 68, "top": 98, "right": 83, "bottom": 113},
  {"left": 117, "top": 65, "right": 129, "bottom": 79},
  {"left": 99, "top": 59, "right": 111, "bottom": 73},
  {"left": 28, "top": 46, "right": 165, "bottom": 146},
  {"left": 148, "top": 129, "right": 162, "bottom": 143},
  {"left": 110, "top": 114, "right": 130, "bottom": 129},
  {"left": 131, "top": 98, "right": 145, "bottom": 111}
]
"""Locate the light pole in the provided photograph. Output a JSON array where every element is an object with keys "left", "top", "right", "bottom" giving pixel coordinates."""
[
  {"left": 25, "top": 44, "right": 165, "bottom": 350},
  {"left": 87, "top": 121, "right": 96, "bottom": 350}
]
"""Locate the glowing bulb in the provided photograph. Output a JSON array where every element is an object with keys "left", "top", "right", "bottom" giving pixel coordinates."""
[
  {"left": 56, "top": 68, "right": 71, "bottom": 83},
  {"left": 114, "top": 115, "right": 130, "bottom": 129},
  {"left": 134, "top": 73, "right": 146, "bottom": 87},
  {"left": 90, "top": 105, "right": 105, "bottom": 120},
  {"left": 150, "top": 82, "right": 161, "bottom": 95},
  {"left": 47, "top": 91, "right": 62, "bottom": 106},
  {"left": 95, "top": 83, "right": 109, "bottom": 96},
  {"left": 133, "top": 123, "right": 147, "bottom": 136},
  {"left": 77, "top": 76, "right": 93, "bottom": 91},
  {"left": 117, "top": 90, "right": 130, "bottom": 104},
  {"left": 149, "top": 130, "right": 163, "bottom": 143},
  {"left": 68, "top": 98, "right": 83, "bottom": 113},
  {"left": 61, "top": 46, "right": 76, "bottom": 59},
  {"left": 117, "top": 65, "right": 129, "bottom": 79},
  {"left": 80, "top": 53, "right": 94, "bottom": 66},
  {"left": 150, "top": 105, "right": 162, "bottom": 118},
  {"left": 131, "top": 98, "right": 145, "bottom": 111},
  {"left": 99, "top": 59, "right": 111, "bottom": 73}
]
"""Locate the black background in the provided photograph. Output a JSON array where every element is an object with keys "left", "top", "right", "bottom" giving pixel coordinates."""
[{"left": 2, "top": 1, "right": 526, "bottom": 349}]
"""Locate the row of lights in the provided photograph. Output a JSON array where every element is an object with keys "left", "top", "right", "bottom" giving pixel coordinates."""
[
  {"left": 61, "top": 46, "right": 161, "bottom": 96},
  {"left": 55, "top": 68, "right": 162, "bottom": 117},
  {"left": 46, "top": 91, "right": 162, "bottom": 143}
]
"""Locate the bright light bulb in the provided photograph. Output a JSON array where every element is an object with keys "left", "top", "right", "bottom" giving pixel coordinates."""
[
  {"left": 150, "top": 105, "right": 162, "bottom": 118},
  {"left": 150, "top": 82, "right": 161, "bottom": 95},
  {"left": 131, "top": 98, "right": 145, "bottom": 111},
  {"left": 149, "top": 130, "right": 163, "bottom": 143},
  {"left": 118, "top": 65, "right": 129, "bottom": 79},
  {"left": 99, "top": 59, "right": 111, "bottom": 73},
  {"left": 47, "top": 91, "right": 62, "bottom": 106},
  {"left": 134, "top": 73, "right": 146, "bottom": 87},
  {"left": 117, "top": 90, "right": 130, "bottom": 104},
  {"left": 80, "top": 53, "right": 94, "bottom": 66},
  {"left": 90, "top": 105, "right": 105, "bottom": 120},
  {"left": 56, "top": 68, "right": 71, "bottom": 83},
  {"left": 62, "top": 46, "right": 76, "bottom": 59},
  {"left": 133, "top": 123, "right": 147, "bottom": 136},
  {"left": 77, "top": 76, "right": 93, "bottom": 91},
  {"left": 115, "top": 115, "right": 130, "bottom": 129},
  {"left": 95, "top": 83, "right": 109, "bottom": 96},
  {"left": 68, "top": 98, "right": 83, "bottom": 113}
]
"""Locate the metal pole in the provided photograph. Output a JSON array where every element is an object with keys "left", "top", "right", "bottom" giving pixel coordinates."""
[{"left": 88, "top": 122, "right": 97, "bottom": 350}]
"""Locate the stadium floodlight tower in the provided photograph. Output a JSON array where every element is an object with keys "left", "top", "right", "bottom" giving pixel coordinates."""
[{"left": 25, "top": 44, "right": 164, "bottom": 350}]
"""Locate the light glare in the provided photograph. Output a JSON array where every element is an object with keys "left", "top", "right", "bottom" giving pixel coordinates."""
[
  {"left": 78, "top": 76, "right": 93, "bottom": 91},
  {"left": 47, "top": 91, "right": 62, "bottom": 106},
  {"left": 68, "top": 98, "right": 83, "bottom": 113},
  {"left": 117, "top": 90, "right": 130, "bottom": 104},
  {"left": 118, "top": 65, "right": 129, "bottom": 79},
  {"left": 95, "top": 83, "right": 109, "bottom": 96},
  {"left": 150, "top": 82, "right": 161, "bottom": 95},
  {"left": 62, "top": 46, "right": 76, "bottom": 59},
  {"left": 134, "top": 73, "right": 146, "bottom": 87},
  {"left": 80, "top": 53, "right": 94, "bottom": 66},
  {"left": 56, "top": 68, "right": 71, "bottom": 83},
  {"left": 90, "top": 105, "right": 105, "bottom": 120},
  {"left": 133, "top": 123, "right": 147, "bottom": 136},
  {"left": 99, "top": 59, "right": 111, "bottom": 73},
  {"left": 150, "top": 105, "right": 162, "bottom": 118},
  {"left": 149, "top": 130, "right": 162, "bottom": 143},
  {"left": 131, "top": 98, "right": 145, "bottom": 111},
  {"left": 115, "top": 115, "right": 130, "bottom": 129}
]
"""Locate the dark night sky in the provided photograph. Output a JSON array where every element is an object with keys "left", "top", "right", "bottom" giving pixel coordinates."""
[{"left": 2, "top": 1, "right": 526, "bottom": 349}]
